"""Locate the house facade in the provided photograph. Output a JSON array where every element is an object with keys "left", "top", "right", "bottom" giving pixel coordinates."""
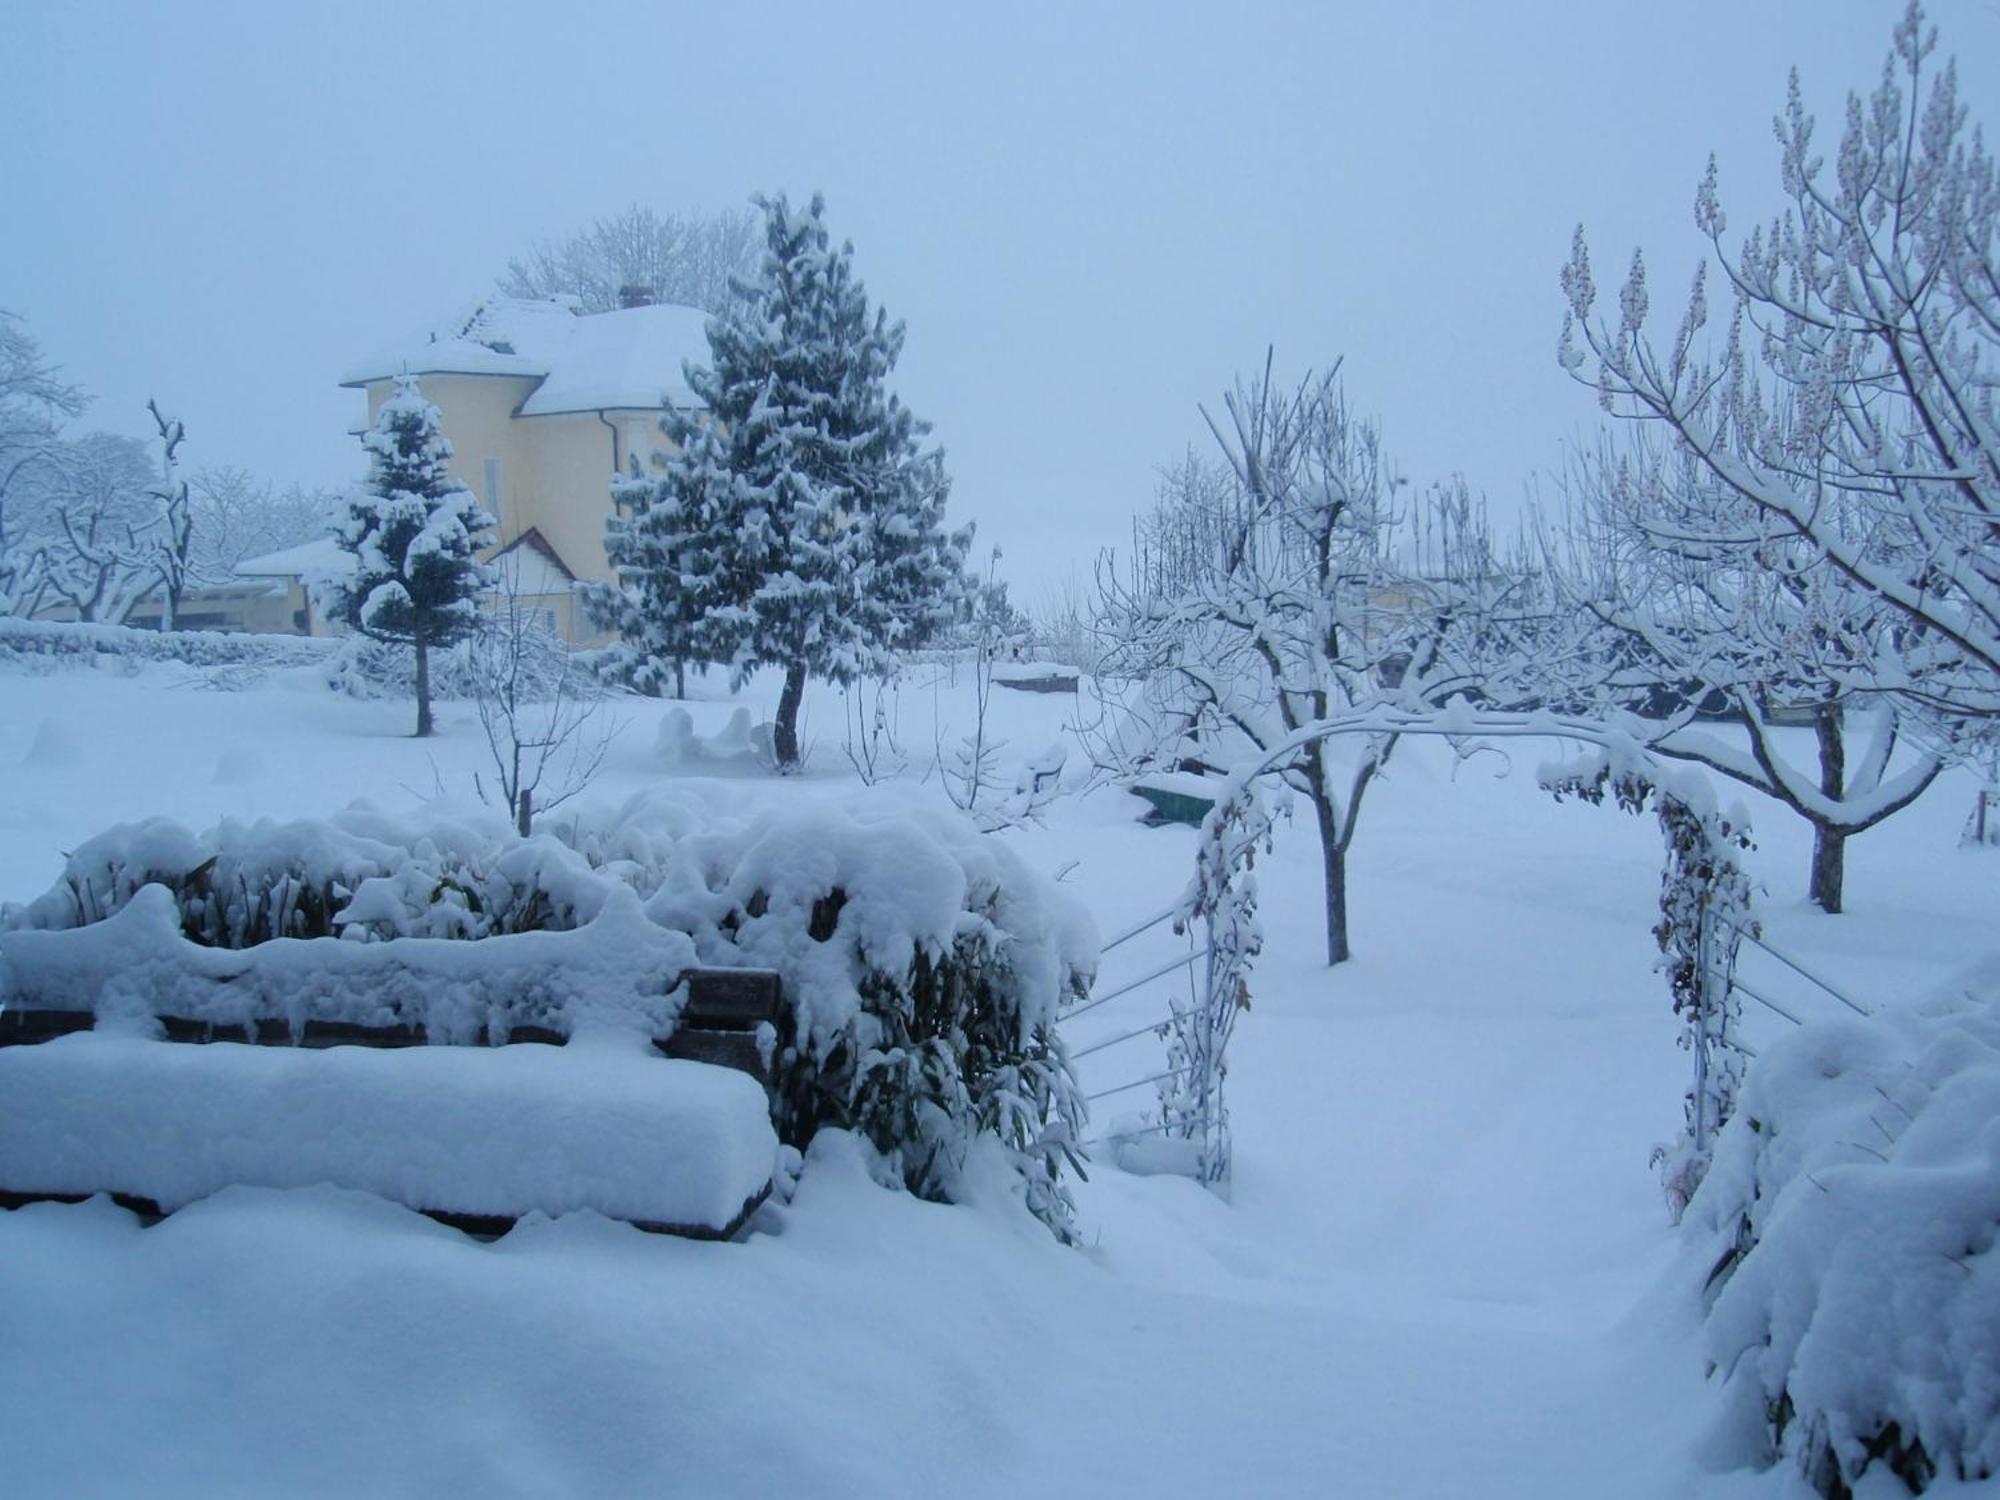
[{"left": 338, "top": 295, "right": 710, "bottom": 644}]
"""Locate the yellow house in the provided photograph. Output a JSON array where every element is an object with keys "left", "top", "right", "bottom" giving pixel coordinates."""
[{"left": 339, "top": 294, "right": 711, "bottom": 644}]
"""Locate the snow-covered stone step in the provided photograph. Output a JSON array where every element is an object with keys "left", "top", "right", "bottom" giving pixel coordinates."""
[{"left": 0, "top": 1033, "right": 778, "bottom": 1239}]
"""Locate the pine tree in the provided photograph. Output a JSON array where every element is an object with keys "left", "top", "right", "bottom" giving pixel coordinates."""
[
  {"left": 599, "top": 192, "right": 972, "bottom": 769},
  {"left": 580, "top": 457, "right": 726, "bottom": 700},
  {"left": 326, "top": 374, "right": 494, "bottom": 737}
]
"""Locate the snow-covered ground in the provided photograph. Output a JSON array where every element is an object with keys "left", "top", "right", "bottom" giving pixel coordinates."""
[{"left": 2, "top": 655, "right": 1994, "bottom": 1497}]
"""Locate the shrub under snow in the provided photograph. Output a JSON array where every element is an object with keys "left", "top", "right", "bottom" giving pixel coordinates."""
[
  {"left": 0, "top": 616, "right": 338, "bottom": 673},
  {"left": 1685, "top": 957, "right": 2000, "bottom": 1497},
  {"left": 324, "top": 630, "right": 575, "bottom": 705},
  {"left": 1, "top": 794, "right": 1097, "bottom": 1238}
]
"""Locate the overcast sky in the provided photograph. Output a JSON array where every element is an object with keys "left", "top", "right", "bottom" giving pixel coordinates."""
[{"left": 4, "top": 1, "right": 1995, "bottom": 602}]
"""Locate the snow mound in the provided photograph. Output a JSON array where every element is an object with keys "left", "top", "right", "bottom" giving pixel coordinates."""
[
  {"left": 21, "top": 716, "right": 82, "bottom": 767},
  {"left": 0, "top": 1031, "right": 775, "bottom": 1232},
  {"left": 655, "top": 705, "right": 775, "bottom": 768},
  {"left": 1686, "top": 955, "right": 2000, "bottom": 1495}
]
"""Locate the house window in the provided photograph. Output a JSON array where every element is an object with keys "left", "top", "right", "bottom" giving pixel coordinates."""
[{"left": 483, "top": 458, "right": 505, "bottom": 528}]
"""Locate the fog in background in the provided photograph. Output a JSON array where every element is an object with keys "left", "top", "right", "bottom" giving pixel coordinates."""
[{"left": 5, "top": 0, "right": 1995, "bottom": 598}]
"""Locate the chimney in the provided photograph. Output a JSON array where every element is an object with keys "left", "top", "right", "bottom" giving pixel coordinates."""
[{"left": 617, "top": 284, "right": 655, "bottom": 310}]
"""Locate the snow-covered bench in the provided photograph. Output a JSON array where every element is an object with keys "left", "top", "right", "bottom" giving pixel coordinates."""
[
  {"left": 0, "top": 1034, "right": 778, "bottom": 1238},
  {"left": 0, "top": 887, "right": 786, "bottom": 1240}
]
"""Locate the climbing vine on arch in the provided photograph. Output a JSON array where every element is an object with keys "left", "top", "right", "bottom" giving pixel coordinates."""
[{"left": 1160, "top": 709, "right": 1758, "bottom": 1208}]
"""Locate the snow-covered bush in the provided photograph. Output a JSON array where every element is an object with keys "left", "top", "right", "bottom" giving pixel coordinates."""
[
  {"left": 2, "top": 796, "right": 1098, "bottom": 1238},
  {"left": 325, "top": 628, "right": 574, "bottom": 707},
  {"left": 659, "top": 811, "right": 1095, "bottom": 1238},
  {"left": 655, "top": 706, "right": 774, "bottom": 770},
  {"left": 1686, "top": 960, "right": 2000, "bottom": 1497},
  {"left": 0, "top": 616, "right": 338, "bottom": 672},
  {"left": 3, "top": 808, "right": 613, "bottom": 946}
]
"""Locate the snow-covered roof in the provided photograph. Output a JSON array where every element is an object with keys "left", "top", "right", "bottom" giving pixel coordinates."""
[
  {"left": 341, "top": 297, "right": 712, "bottom": 415},
  {"left": 235, "top": 536, "right": 350, "bottom": 579}
]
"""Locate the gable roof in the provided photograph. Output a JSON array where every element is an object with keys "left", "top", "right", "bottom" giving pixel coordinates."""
[
  {"left": 486, "top": 528, "right": 577, "bottom": 597},
  {"left": 340, "top": 296, "right": 713, "bottom": 415}
]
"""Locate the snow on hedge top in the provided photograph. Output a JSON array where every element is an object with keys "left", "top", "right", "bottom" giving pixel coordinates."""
[
  {"left": 1, "top": 794, "right": 1099, "bottom": 1056},
  {"left": 340, "top": 297, "right": 711, "bottom": 415},
  {"left": 1685, "top": 955, "right": 2000, "bottom": 1487},
  {"left": 1, "top": 883, "right": 697, "bottom": 1042}
]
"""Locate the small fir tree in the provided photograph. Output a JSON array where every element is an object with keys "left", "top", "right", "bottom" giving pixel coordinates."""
[
  {"left": 326, "top": 374, "right": 493, "bottom": 737},
  {"left": 598, "top": 192, "right": 972, "bottom": 769}
]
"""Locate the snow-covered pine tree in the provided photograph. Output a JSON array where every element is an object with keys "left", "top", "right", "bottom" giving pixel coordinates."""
[
  {"left": 324, "top": 374, "right": 493, "bottom": 737},
  {"left": 604, "top": 191, "right": 972, "bottom": 769},
  {"left": 581, "top": 446, "right": 728, "bottom": 700}
]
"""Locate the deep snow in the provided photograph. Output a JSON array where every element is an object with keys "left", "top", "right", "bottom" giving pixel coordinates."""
[{"left": 1, "top": 653, "right": 1995, "bottom": 1497}]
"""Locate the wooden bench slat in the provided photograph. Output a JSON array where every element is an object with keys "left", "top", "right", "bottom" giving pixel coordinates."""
[
  {"left": 0, "top": 1181, "right": 773, "bottom": 1243},
  {"left": 682, "top": 968, "right": 783, "bottom": 1030},
  {"left": 0, "top": 1011, "right": 576, "bottom": 1051},
  {"left": 656, "top": 1028, "right": 770, "bottom": 1081}
]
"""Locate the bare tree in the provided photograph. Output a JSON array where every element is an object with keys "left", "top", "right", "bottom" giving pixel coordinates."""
[
  {"left": 1029, "top": 568, "right": 1100, "bottom": 673},
  {"left": 145, "top": 399, "right": 191, "bottom": 630},
  {"left": 1094, "top": 358, "right": 1524, "bottom": 965},
  {"left": 499, "top": 204, "right": 759, "bottom": 314},
  {"left": 187, "top": 467, "right": 335, "bottom": 579},
  {"left": 1549, "top": 430, "right": 1945, "bottom": 912},
  {"left": 939, "top": 551, "right": 1009, "bottom": 824},
  {"left": 843, "top": 671, "right": 906, "bottom": 786},
  {"left": 471, "top": 558, "right": 614, "bottom": 836},
  {"left": 29, "top": 433, "right": 161, "bottom": 625},
  {"left": 1561, "top": 1, "right": 2000, "bottom": 728},
  {"left": 0, "top": 311, "right": 87, "bottom": 617}
]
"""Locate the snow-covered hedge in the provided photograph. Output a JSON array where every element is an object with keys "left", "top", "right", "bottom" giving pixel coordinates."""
[
  {"left": 0, "top": 617, "right": 338, "bottom": 672},
  {"left": 655, "top": 808, "right": 1095, "bottom": 1236},
  {"left": 5, "top": 806, "right": 616, "bottom": 945},
  {"left": 2, "top": 795, "right": 1098, "bottom": 1237},
  {"left": 1, "top": 883, "right": 692, "bottom": 1042},
  {"left": 324, "top": 630, "right": 575, "bottom": 704},
  {"left": 1685, "top": 959, "right": 2000, "bottom": 1497}
]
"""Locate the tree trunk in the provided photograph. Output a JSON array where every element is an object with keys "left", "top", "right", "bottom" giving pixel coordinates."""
[
  {"left": 1808, "top": 823, "right": 1846, "bottom": 915},
  {"left": 516, "top": 788, "right": 532, "bottom": 838},
  {"left": 773, "top": 660, "right": 809, "bottom": 770},
  {"left": 1809, "top": 701, "right": 1845, "bottom": 913},
  {"left": 674, "top": 657, "right": 687, "bottom": 700},
  {"left": 1311, "top": 783, "right": 1350, "bottom": 966},
  {"left": 414, "top": 635, "right": 434, "bottom": 739}
]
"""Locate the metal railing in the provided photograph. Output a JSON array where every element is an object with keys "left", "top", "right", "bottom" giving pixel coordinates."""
[
  {"left": 1063, "top": 902, "right": 1222, "bottom": 1173},
  {"left": 1723, "top": 918, "right": 1874, "bottom": 1032}
]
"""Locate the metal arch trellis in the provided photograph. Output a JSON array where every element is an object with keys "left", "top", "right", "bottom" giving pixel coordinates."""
[{"left": 1097, "top": 703, "right": 1777, "bottom": 1199}]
